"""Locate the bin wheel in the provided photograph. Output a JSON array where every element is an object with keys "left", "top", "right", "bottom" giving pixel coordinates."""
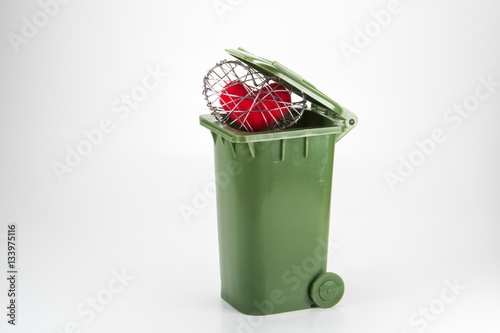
[{"left": 309, "top": 272, "right": 344, "bottom": 308}]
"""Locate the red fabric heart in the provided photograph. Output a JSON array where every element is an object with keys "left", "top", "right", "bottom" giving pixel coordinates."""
[{"left": 219, "top": 81, "right": 291, "bottom": 132}]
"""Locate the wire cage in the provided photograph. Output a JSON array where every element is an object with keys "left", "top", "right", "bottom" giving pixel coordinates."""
[{"left": 203, "top": 60, "right": 307, "bottom": 132}]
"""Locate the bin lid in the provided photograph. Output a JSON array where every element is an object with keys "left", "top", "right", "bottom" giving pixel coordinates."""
[{"left": 226, "top": 47, "right": 357, "bottom": 140}]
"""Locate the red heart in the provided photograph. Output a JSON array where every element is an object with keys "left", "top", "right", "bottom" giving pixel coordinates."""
[{"left": 219, "top": 81, "right": 291, "bottom": 132}]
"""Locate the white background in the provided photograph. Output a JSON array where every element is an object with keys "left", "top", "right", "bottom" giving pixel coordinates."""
[{"left": 1, "top": 0, "right": 499, "bottom": 332}]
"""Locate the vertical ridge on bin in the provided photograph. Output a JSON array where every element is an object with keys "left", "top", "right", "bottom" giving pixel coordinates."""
[
  {"left": 280, "top": 140, "right": 286, "bottom": 161},
  {"left": 229, "top": 142, "right": 236, "bottom": 157},
  {"left": 304, "top": 137, "right": 309, "bottom": 158},
  {"left": 247, "top": 142, "right": 255, "bottom": 158},
  {"left": 211, "top": 132, "right": 218, "bottom": 144}
]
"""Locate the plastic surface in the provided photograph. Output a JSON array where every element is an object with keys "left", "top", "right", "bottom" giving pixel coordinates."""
[
  {"left": 309, "top": 272, "right": 345, "bottom": 308},
  {"left": 200, "top": 111, "right": 342, "bottom": 315},
  {"left": 200, "top": 49, "right": 356, "bottom": 315},
  {"left": 225, "top": 47, "right": 357, "bottom": 141}
]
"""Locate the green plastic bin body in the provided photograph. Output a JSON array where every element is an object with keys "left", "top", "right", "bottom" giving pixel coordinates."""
[
  {"left": 200, "top": 47, "right": 356, "bottom": 315},
  {"left": 200, "top": 111, "right": 344, "bottom": 315}
]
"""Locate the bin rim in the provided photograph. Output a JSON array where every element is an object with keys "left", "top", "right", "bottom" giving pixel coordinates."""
[
  {"left": 200, "top": 113, "right": 344, "bottom": 144},
  {"left": 225, "top": 47, "right": 357, "bottom": 141}
]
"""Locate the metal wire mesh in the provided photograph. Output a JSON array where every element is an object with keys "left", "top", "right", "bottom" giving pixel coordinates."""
[{"left": 203, "top": 60, "right": 306, "bottom": 132}]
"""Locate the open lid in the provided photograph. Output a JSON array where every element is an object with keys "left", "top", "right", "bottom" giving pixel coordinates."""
[{"left": 226, "top": 47, "right": 357, "bottom": 140}]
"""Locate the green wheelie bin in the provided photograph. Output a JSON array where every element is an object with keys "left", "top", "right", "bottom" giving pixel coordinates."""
[{"left": 199, "top": 48, "right": 357, "bottom": 316}]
